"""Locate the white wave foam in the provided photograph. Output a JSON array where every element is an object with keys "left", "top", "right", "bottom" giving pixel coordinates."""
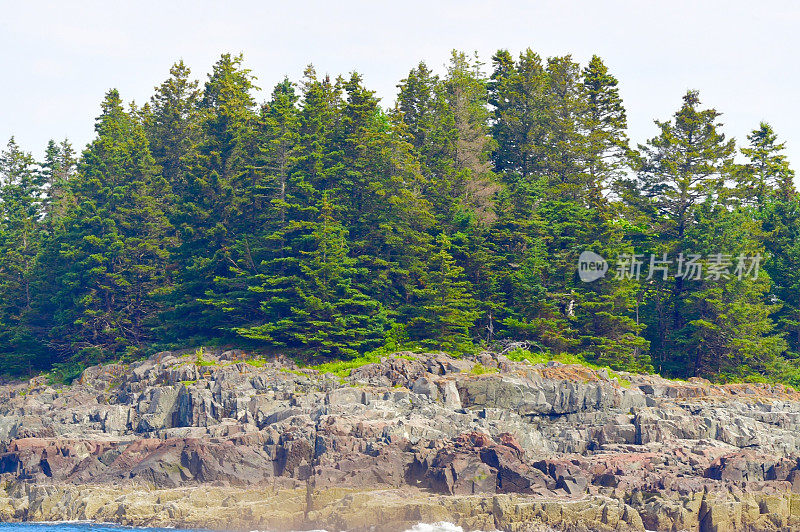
[{"left": 403, "top": 523, "right": 465, "bottom": 532}]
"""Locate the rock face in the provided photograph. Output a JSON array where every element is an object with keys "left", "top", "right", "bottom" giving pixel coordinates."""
[{"left": 2, "top": 349, "right": 800, "bottom": 531}]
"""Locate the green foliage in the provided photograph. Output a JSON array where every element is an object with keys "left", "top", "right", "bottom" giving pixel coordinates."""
[
  {"left": 0, "top": 50, "right": 798, "bottom": 390},
  {"left": 236, "top": 194, "right": 389, "bottom": 358},
  {"left": 307, "top": 349, "right": 387, "bottom": 378},
  {"left": 504, "top": 348, "right": 631, "bottom": 386},
  {"left": 42, "top": 89, "right": 175, "bottom": 359},
  {"left": 46, "top": 360, "right": 87, "bottom": 386},
  {"left": 406, "top": 233, "right": 479, "bottom": 354},
  {"left": 470, "top": 362, "right": 498, "bottom": 375},
  {"left": 194, "top": 347, "right": 216, "bottom": 367},
  {"left": 244, "top": 356, "right": 267, "bottom": 368}
]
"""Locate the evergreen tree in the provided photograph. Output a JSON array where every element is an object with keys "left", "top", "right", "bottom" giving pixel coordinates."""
[
  {"left": 632, "top": 91, "right": 784, "bottom": 376},
  {"left": 40, "top": 138, "right": 77, "bottom": 221},
  {"left": 395, "top": 61, "right": 457, "bottom": 222},
  {"left": 736, "top": 122, "right": 796, "bottom": 207},
  {"left": 679, "top": 203, "right": 786, "bottom": 378},
  {"left": 581, "top": 55, "right": 630, "bottom": 202},
  {"left": 203, "top": 78, "right": 301, "bottom": 331},
  {"left": 637, "top": 90, "right": 735, "bottom": 241},
  {"left": 0, "top": 138, "right": 48, "bottom": 373},
  {"left": 237, "top": 195, "right": 387, "bottom": 358},
  {"left": 444, "top": 51, "right": 498, "bottom": 222},
  {"left": 395, "top": 61, "right": 441, "bottom": 157},
  {"left": 145, "top": 60, "right": 202, "bottom": 193},
  {"left": 162, "top": 53, "right": 258, "bottom": 345},
  {"left": 334, "top": 72, "right": 435, "bottom": 311},
  {"left": 751, "top": 124, "right": 800, "bottom": 360},
  {"left": 488, "top": 49, "right": 549, "bottom": 183},
  {"left": 46, "top": 90, "right": 174, "bottom": 358},
  {"left": 407, "top": 233, "right": 479, "bottom": 352},
  {"left": 1, "top": 49, "right": 797, "bottom": 387},
  {"left": 541, "top": 55, "right": 588, "bottom": 201},
  {"left": 762, "top": 196, "right": 800, "bottom": 360}
]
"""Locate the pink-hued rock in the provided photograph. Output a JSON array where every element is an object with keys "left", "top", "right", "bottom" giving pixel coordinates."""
[{"left": 2, "top": 349, "right": 800, "bottom": 530}]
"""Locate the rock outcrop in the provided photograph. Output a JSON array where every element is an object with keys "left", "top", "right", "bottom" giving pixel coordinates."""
[{"left": 2, "top": 349, "right": 800, "bottom": 530}]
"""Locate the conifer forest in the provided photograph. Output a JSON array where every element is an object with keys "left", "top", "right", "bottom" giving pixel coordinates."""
[{"left": 2, "top": 50, "right": 799, "bottom": 385}]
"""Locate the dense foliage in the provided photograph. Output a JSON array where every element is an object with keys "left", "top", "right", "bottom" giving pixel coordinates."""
[{"left": 2, "top": 50, "right": 799, "bottom": 384}]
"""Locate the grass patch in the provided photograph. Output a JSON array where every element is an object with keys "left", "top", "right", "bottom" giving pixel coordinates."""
[
  {"left": 505, "top": 348, "right": 631, "bottom": 386},
  {"left": 505, "top": 348, "right": 597, "bottom": 368},
  {"left": 279, "top": 367, "right": 307, "bottom": 377},
  {"left": 615, "top": 376, "right": 632, "bottom": 388},
  {"left": 194, "top": 347, "right": 216, "bottom": 367},
  {"left": 244, "top": 356, "right": 267, "bottom": 368},
  {"left": 470, "top": 363, "right": 498, "bottom": 375},
  {"left": 310, "top": 352, "right": 385, "bottom": 378},
  {"left": 308, "top": 326, "right": 421, "bottom": 377}
]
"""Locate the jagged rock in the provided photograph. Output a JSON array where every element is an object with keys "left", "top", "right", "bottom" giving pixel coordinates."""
[{"left": 2, "top": 350, "right": 800, "bottom": 531}]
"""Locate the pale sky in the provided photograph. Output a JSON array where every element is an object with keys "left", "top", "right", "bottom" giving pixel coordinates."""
[{"left": 2, "top": 1, "right": 798, "bottom": 183}]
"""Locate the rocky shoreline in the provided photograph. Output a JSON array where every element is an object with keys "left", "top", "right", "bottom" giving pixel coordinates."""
[{"left": 2, "top": 349, "right": 800, "bottom": 531}]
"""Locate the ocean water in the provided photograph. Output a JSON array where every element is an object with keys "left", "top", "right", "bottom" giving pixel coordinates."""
[{"left": 0, "top": 522, "right": 472, "bottom": 532}]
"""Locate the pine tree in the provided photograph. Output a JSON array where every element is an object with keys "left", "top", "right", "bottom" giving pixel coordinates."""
[
  {"left": 237, "top": 195, "right": 387, "bottom": 358},
  {"left": 395, "top": 61, "right": 457, "bottom": 223},
  {"left": 581, "top": 55, "right": 630, "bottom": 202},
  {"left": 2, "top": 49, "right": 798, "bottom": 387},
  {"left": 0, "top": 138, "right": 49, "bottom": 373},
  {"left": 228, "top": 68, "right": 344, "bottom": 354},
  {"left": 46, "top": 90, "right": 174, "bottom": 358},
  {"left": 395, "top": 61, "right": 441, "bottom": 157},
  {"left": 407, "top": 233, "right": 479, "bottom": 352},
  {"left": 162, "top": 53, "right": 258, "bottom": 345},
  {"left": 736, "top": 122, "right": 796, "bottom": 207}
]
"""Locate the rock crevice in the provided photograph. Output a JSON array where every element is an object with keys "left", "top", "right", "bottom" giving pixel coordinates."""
[{"left": 2, "top": 350, "right": 800, "bottom": 530}]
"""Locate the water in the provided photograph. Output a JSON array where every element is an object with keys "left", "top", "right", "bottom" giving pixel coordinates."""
[
  {"left": 0, "top": 525, "right": 191, "bottom": 532},
  {"left": 0, "top": 523, "right": 470, "bottom": 532}
]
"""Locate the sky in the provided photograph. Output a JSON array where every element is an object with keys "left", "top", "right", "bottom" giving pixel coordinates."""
[{"left": 1, "top": 0, "right": 798, "bottom": 183}]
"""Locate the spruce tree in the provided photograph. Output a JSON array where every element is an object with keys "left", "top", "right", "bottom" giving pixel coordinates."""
[
  {"left": 237, "top": 195, "right": 387, "bottom": 358},
  {"left": 581, "top": 55, "right": 630, "bottom": 202},
  {"left": 40, "top": 138, "right": 77, "bottom": 221},
  {"left": 488, "top": 49, "right": 549, "bottom": 183},
  {"left": 145, "top": 60, "right": 202, "bottom": 193},
  {"left": 0, "top": 138, "right": 48, "bottom": 373},
  {"left": 750, "top": 124, "right": 800, "bottom": 359},
  {"left": 736, "top": 122, "right": 796, "bottom": 207},
  {"left": 444, "top": 51, "right": 498, "bottom": 222},
  {"left": 679, "top": 203, "right": 786, "bottom": 378},
  {"left": 46, "top": 90, "right": 174, "bottom": 358},
  {"left": 633, "top": 91, "right": 784, "bottom": 376},
  {"left": 203, "top": 78, "right": 302, "bottom": 331},
  {"left": 407, "top": 233, "right": 479, "bottom": 352},
  {"left": 162, "top": 53, "right": 258, "bottom": 345}
]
